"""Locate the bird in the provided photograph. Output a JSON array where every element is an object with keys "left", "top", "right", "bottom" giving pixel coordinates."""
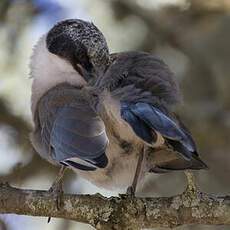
[
  {"left": 30, "top": 18, "right": 207, "bottom": 198},
  {"left": 30, "top": 19, "right": 111, "bottom": 203},
  {"left": 30, "top": 19, "right": 158, "bottom": 194},
  {"left": 88, "top": 51, "right": 208, "bottom": 194}
]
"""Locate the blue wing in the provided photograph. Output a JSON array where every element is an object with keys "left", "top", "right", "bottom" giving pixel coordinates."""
[
  {"left": 36, "top": 84, "right": 109, "bottom": 171},
  {"left": 121, "top": 102, "right": 197, "bottom": 160},
  {"left": 50, "top": 106, "right": 108, "bottom": 170},
  {"left": 121, "top": 105, "right": 154, "bottom": 144}
]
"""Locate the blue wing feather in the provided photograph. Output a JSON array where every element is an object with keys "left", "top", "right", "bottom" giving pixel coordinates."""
[
  {"left": 51, "top": 123, "right": 108, "bottom": 159},
  {"left": 50, "top": 106, "right": 108, "bottom": 169},
  {"left": 121, "top": 102, "right": 196, "bottom": 160},
  {"left": 35, "top": 84, "right": 108, "bottom": 171},
  {"left": 121, "top": 103, "right": 153, "bottom": 144},
  {"left": 131, "top": 103, "right": 194, "bottom": 152}
]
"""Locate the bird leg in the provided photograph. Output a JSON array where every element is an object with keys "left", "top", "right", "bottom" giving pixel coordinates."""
[
  {"left": 184, "top": 170, "right": 198, "bottom": 194},
  {"left": 183, "top": 170, "right": 201, "bottom": 207},
  {"left": 47, "top": 165, "right": 66, "bottom": 223},
  {"left": 126, "top": 146, "right": 145, "bottom": 196}
]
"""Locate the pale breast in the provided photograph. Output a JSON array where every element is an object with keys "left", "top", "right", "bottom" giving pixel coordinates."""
[
  {"left": 77, "top": 141, "right": 141, "bottom": 190},
  {"left": 76, "top": 96, "right": 144, "bottom": 190}
]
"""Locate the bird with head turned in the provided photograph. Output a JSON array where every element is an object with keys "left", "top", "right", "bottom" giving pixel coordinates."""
[
  {"left": 30, "top": 19, "right": 111, "bottom": 198},
  {"left": 30, "top": 18, "right": 207, "bottom": 197}
]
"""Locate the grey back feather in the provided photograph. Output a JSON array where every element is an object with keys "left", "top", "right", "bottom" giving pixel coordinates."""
[{"left": 98, "top": 51, "right": 182, "bottom": 108}]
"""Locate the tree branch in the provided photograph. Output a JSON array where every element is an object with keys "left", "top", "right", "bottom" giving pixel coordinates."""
[{"left": 0, "top": 181, "right": 230, "bottom": 230}]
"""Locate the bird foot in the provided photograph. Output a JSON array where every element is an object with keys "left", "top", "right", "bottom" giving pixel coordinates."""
[
  {"left": 47, "top": 180, "right": 64, "bottom": 223},
  {"left": 126, "top": 186, "right": 136, "bottom": 197},
  {"left": 49, "top": 180, "right": 64, "bottom": 210},
  {"left": 47, "top": 166, "right": 66, "bottom": 223},
  {"left": 184, "top": 170, "right": 197, "bottom": 194}
]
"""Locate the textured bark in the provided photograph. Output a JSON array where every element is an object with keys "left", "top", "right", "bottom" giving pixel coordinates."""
[{"left": 0, "top": 173, "right": 230, "bottom": 230}]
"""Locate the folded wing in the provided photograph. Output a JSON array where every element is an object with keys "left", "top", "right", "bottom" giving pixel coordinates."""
[
  {"left": 36, "top": 83, "right": 108, "bottom": 171},
  {"left": 121, "top": 102, "right": 207, "bottom": 171},
  {"left": 98, "top": 51, "right": 207, "bottom": 171}
]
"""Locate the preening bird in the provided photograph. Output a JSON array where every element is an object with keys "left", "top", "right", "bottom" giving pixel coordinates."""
[
  {"left": 90, "top": 51, "right": 207, "bottom": 193},
  {"left": 30, "top": 19, "right": 110, "bottom": 195},
  {"left": 30, "top": 19, "right": 207, "bottom": 197}
]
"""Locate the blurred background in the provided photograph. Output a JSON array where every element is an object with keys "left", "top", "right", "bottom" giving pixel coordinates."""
[{"left": 0, "top": 0, "right": 229, "bottom": 229}]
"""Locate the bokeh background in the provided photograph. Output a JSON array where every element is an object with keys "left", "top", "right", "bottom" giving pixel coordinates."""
[{"left": 0, "top": 0, "right": 229, "bottom": 229}]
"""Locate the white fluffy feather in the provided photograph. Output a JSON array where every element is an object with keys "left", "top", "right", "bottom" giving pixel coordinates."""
[{"left": 30, "top": 34, "right": 86, "bottom": 115}]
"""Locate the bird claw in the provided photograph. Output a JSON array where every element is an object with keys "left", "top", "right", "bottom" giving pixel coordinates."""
[
  {"left": 47, "top": 166, "right": 66, "bottom": 223},
  {"left": 47, "top": 181, "right": 64, "bottom": 223},
  {"left": 48, "top": 181, "right": 64, "bottom": 210},
  {"left": 126, "top": 186, "right": 136, "bottom": 197},
  {"left": 184, "top": 170, "right": 197, "bottom": 194}
]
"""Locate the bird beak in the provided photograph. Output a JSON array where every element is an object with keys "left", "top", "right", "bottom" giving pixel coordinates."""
[{"left": 75, "top": 64, "right": 94, "bottom": 82}]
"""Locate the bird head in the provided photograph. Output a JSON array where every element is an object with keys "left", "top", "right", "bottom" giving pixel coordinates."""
[
  {"left": 46, "top": 19, "right": 109, "bottom": 81},
  {"left": 30, "top": 19, "right": 109, "bottom": 114}
]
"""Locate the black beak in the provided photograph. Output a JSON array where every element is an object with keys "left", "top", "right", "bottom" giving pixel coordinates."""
[{"left": 74, "top": 63, "right": 95, "bottom": 82}]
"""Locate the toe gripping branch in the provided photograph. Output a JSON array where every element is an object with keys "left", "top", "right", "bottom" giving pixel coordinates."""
[{"left": 48, "top": 166, "right": 66, "bottom": 223}]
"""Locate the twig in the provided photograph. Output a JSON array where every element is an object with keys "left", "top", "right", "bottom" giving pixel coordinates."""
[{"left": 0, "top": 182, "right": 230, "bottom": 230}]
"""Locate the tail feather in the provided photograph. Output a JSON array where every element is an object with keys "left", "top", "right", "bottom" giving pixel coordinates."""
[
  {"left": 147, "top": 146, "right": 208, "bottom": 173},
  {"left": 149, "top": 155, "right": 208, "bottom": 173}
]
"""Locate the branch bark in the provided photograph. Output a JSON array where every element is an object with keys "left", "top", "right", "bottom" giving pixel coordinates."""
[{"left": 0, "top": 179, "right": 230, "bottom": 230}]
